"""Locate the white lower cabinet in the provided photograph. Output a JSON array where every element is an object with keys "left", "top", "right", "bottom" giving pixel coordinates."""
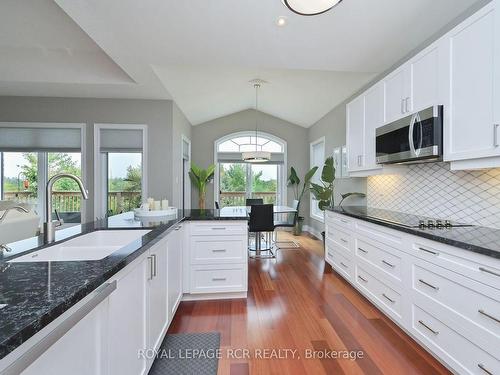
[
  {"left": 325, "top": 212, "right": 500, "bottom": 374},
  {"left": 167, "top": 224, "right": 183, "bottom": 318}
]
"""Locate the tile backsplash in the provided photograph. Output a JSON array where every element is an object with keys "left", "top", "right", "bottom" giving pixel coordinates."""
[{"left": 367, "top": 163, "right": 500, "bottom": 228}]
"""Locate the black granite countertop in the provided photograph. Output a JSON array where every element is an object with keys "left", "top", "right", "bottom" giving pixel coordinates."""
[
  {"left": 0, "top": 209, "right": 247, "bottom": 360},
  {"left": 328, "top": 206, "right": 500, "bottom": 259}
]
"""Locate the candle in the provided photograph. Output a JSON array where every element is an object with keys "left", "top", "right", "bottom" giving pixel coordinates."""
[
  {"left": 161, "top": 199, "right": 169, "bottom": 209},
  {"left": 147, "top": 197, "right": 154, "bottom": 211},
  {"left": 154, "top": 201, "right": 161, "bottom": 211}
]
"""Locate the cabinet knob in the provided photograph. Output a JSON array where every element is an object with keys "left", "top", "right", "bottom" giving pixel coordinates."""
[{"left": 494, "top": 124, "right": 499, "bottom": 147}]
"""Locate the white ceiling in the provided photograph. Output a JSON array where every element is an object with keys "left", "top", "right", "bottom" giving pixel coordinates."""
[{"left": 1, "top": 0, "right": 479, "bottom": 126}]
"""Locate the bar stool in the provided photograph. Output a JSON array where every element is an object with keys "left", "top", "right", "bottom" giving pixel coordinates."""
[
  {"left": 245, "top": 198, "right": 263, "bottom": 206},
  {"left": 248, "top": 204, "right": 275, "bottom": 258}
]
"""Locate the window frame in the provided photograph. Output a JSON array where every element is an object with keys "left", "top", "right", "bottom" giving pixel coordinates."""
[
  {"left": 214, "top": 131, "right": 287, "bottom": 208},
  {"left": 93, "top": 124, "right": 148, "bottom": 219},
  {"left": 310, "top": 136, "right": 326, "bottom": 223},
  {"left": 0, "top": 122, "right": 86, "bottom": 222}
]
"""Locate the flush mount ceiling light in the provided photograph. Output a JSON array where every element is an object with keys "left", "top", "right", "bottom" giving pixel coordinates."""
[
  {"left": 242, "top": 80, "right": 271, "bottom": 163},
  {"left": 281, "top": 0, "right": 342, "bottom": 16}
]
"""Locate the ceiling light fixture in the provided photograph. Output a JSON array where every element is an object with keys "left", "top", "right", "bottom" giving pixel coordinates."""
[
  {"left": 242, "top": 81, "right": 271, "bottom": 163},
  {"left": 281, "top": 0, "right": 342, "bottom": 16},
  {"left": 276, "top": 16, "right": 287, "bottom": 26}
]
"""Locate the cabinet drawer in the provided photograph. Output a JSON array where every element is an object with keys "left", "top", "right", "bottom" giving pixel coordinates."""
[
  {"left": 325, "top": 212, "right": 353, "bottom": 230},
  {"left": 410, "top": 237, "right": 500, "bottom": 290},
  {"left": 356, "top": 238, "right": 402, "bottom": 282},
  {"left": 190, "top": 264, "right": 247, "bottom": 294},
  {"left": 330, "top": 248, "right": 353, "bottom": 281},
  {"left": 325, "top": 226, "right": 352, "bottom": 253},
  {"left": 356, "top": 265, "right": 402, "bottom": 319},
  {"left": 412, "top": 304, "right": 500, "bottom": 374},
  {"left": 325, "top": 243, "right": 335, "bottom": 265},
  {"left": 190, "top": 221, "right": 247, "bottom": 236},
  {"left": 190, "top": 237, "right": 247, "bottom": 264},
  {"left": 412, "top": 260, "right": 500, "bottom": 354}
]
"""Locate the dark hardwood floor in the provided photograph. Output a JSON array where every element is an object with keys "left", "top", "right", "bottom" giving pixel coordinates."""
[{"left": 168, "top": 232, "right": 450, "bottom": 375}]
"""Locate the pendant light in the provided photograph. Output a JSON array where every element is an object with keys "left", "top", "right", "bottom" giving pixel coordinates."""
[
  {"left": 282, "top": 0, "right": 342, "bottom": 16},
  {"left": 242, "top": 81, "right": 271, "bottom": 163}
]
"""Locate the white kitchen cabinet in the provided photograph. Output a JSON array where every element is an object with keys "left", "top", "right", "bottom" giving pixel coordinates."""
[
  {"left": 147, "top": 240, "right": 169, "bottom": 355},
  {"left": 363, "top": 83, "right": 384, "bottom": 169},
  {"left": 346, "top": 94, "right": 365, "bottom": 172},
  {"left": 167, "top": 225, "right": 183, "bottom": 319},
  {"left": 108, "top": 256, "right": 149, "bottom": 375},
  {"left": 21, "top": 297, "right": 109, "bottom": 375},
  {"left": 383, "top": 67, "right": 410, "bottom": 123},
  {"left": 446, "top": 3, "right": 500, "bottom": 166}
]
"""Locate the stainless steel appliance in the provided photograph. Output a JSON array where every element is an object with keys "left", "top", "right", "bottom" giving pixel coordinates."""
[{"left": 376, "top": 105, "right": 443, "bottom": 164}]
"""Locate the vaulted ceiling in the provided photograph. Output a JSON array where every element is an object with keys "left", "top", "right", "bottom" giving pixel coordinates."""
[{"left": 0, "top": 0, "right": 479, "bottom": 127}]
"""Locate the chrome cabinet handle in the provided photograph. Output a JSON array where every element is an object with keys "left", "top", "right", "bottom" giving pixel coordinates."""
[
  {"left": 418, "top": 247, "right": 439, "bottom": 256},
  {"left": 418, "top": 279, "right": 439, "bottom": 291},
  {"left": 478, "top": 309, "right": 500, "bottom": 324},
  {"left": 405, "top": 97, "right": 411, "bottom": 113},
  {"left": 327, "top": 252, "right": 333, "bottom": 258},
  {"left": 382, "top": 260, "right": 395, "bottom": 268},
  {"left": 479, "top": 266, "right": 500, "bottom": 277},
  {"left": 151, "top": 254, "right": 157, "bottom": 277},
  {"left": 358, "top": 247, "right": 368, "bottom": 254},
  {"left": 418, "top": 320, "right": 439, "bottom": 335},
  {"left": 340, "top": 219, "right": 349, "bottom": 224},
  {"left": 358, "top": 275, "right": 368, "bottom": 283},
  {"left": 478, "top": 363, "right": 493, "bottom": 375},
  {"left": 2, "top": 281, "right": 117, "bottom": 375},
  {"left": 494, "top": 124, "right": 499, "bottom": 147},
  {"left": 212, "top": 249, "right": 227, "bottom": 253},
  {"left": 401, "top": 98, "right": 405, "bottom": 114},
  {"left": 211, "top": 227, "right": 226, "bottom": 230},
  {"left": 340, "top": 238, "right": 348, "bottom": 243},
  {"left": 382, "top": 293, "right": 395, "bottom": 303},
  {"left": 340, "top": 262, "right": 348, "bottom": 268},
  {"left": 174, "top": 226, "right": 182, "bottom": 231},
  {"left": 212, "top": 277, "right": 227, "bottom": 281},
  {"left": 148, "top": 256, "right": 154, "bottom": 280}
]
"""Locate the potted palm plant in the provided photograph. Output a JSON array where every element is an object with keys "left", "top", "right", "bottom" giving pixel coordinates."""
[
  {"left": 287, "top": 166, "right": 318, "bottom": 235},
  {"left": 189, "top": 162, "right": 215, "bottom": 209}
]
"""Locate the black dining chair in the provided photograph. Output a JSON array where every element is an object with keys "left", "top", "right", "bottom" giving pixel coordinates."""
[
  {"left": 274, "top": 199, "right": 299, "bottom": 248},
  {"left": 248, "top": 204, "right": 275, "bottom": 258},
  {"left": 246, "top": 198, "right": 263, "bottom": 206}
]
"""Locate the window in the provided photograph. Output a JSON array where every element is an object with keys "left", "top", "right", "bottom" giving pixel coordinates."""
[
  {"left": 0, "top": 123, "right": 85, "bottom": 233},
  {"left": 310, "top": 137, "right": 325, "bottom": 222},
  {"left": 94, "top": 124, "right": 147, "bottom": 218},
  {"left": 215, "top": 131, "right": 286, "bottom": 208}
]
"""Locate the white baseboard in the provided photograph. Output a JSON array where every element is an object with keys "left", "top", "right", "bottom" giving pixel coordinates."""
[
  {"left": 303, "top": 225, "right": 322, "bottom": 240},
  {"left": 182, "top": 291, "right": 247, "bottom": 301}
]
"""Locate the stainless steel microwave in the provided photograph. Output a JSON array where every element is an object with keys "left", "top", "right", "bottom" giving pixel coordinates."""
[{"left": 376, "top": 105, "right": 443, "bottom": 164}]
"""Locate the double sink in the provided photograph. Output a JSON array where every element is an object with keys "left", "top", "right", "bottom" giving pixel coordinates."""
[{"left": 8, "top": 229, "right": 151, "bottom": 263}]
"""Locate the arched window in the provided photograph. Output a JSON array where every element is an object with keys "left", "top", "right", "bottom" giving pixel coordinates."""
[{"left": 214, "top": 131, "right": 287, "bottom": 208}]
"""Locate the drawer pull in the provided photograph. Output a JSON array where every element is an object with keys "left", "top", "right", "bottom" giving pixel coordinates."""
[
  {"left": 174, "top": 226, "right": 182, "bottom": 231},
  {"left": 327, "top": 252, "right": 333, "bottom": 257},
  {"left": 382, "top": 293, "right": 395, "bottom": 303},
  {"left": 358, "top": 275, "right": 368, "bottom": 283},
  {"left": 340, "top": 219, "right": 349, "bottom": 224},
  {"left": 211, "top": 249, "right": 227, "bottom": 253},
  {"left": 478, "top": 363, "right": 493, "bottom": 375},
  {"left": 212, "top": 277, "right": 227, "bottom": 281},
  {"left": 340, "top": 238, "right": 348, "bottom": 243},
  {"left": 418, "top": 247, "right": 439, "bottom": 256},
  {"left": 358, "top": 247, "right": 368, "bottom": 254},
  {"left": 478, "top": 309, "right": 500, "bottom": 324},
  {"left": 418, "top": 320, "right": 439, "bottom": 335},
  {"left": 340, "top": 261, "right": 348, "bottom": 268},
  {"left": 382, "top": 260, "right": 395, "bottom": 268},
  {"left": 479, "top": 267, "right": 500, "bottom": 278},
  {"left": 418, "top": 279, "right": 439, "bottom": 291},
  {"left": 211, "top": 227, "right": 226, "bottom": 230}
]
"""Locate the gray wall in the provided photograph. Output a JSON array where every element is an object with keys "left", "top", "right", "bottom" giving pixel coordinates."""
[
  {"left": 0, "top": 96, "right": 191, "bottom": 221},
  {"left": 171, "top": 102, "right": 192, "bottom": 208},
  {"left": 191, "top": 109, "right": 310, "bottom": 217}
]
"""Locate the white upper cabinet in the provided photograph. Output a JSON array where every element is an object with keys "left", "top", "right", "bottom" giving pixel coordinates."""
[
  {"left": 364, "top": 83, "right": 385, "bottom": 170},
  {"left": 346, "top": 95, "right": 365, "bottom": 172},
  {"left": 383, "top": 67, "right": 410, "bottom": 123},
  {"left": 445, "top": 3, "right": 500, "bottom": 166}
]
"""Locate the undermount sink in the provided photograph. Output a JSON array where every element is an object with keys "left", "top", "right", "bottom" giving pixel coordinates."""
[{"left": 8, "top": 230, "right": 151, "bottom": 263}]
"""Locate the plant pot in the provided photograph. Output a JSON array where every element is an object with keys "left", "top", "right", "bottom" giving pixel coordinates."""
[{"left": 293, "top": 216, "right": 304, "bottom": 236}]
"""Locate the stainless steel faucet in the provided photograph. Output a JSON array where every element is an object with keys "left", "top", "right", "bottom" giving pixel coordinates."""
[
  {"left": 0, "top": 206, "right": 29, "bottom": 224},
  {"left": 44, "top": 173, "right": 89, "bottom": 243}
]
